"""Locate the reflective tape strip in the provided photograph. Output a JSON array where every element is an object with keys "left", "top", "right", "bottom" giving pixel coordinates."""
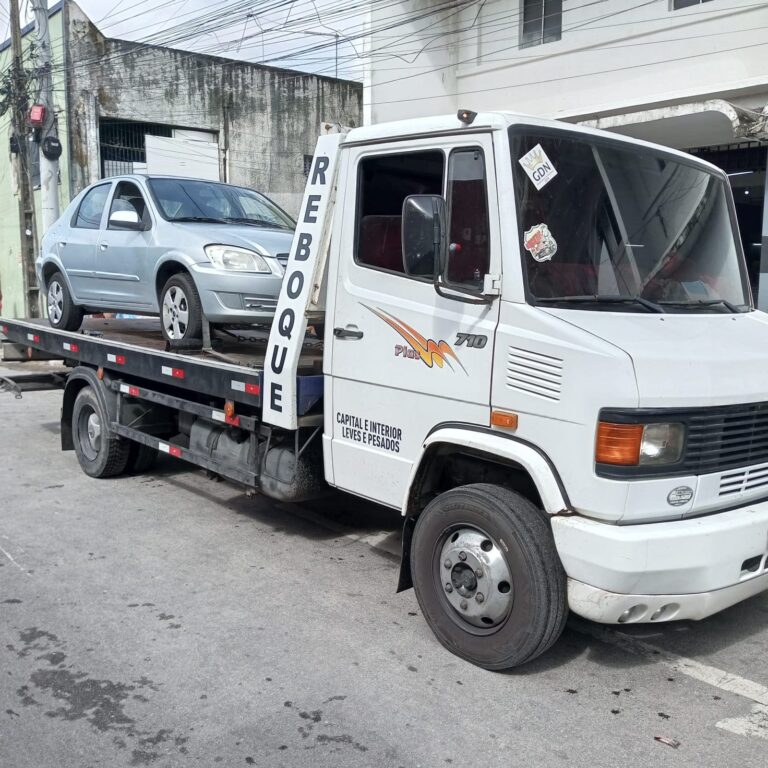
[
  {"left": 119, "top": 384, "right": 140, "bottom": 397},
  {"left": 107, "top": 353, "right": 126, "bottom": 365},
  {"left": 161, "top": 366, "right": 185, "bottom": 379},
  {"left": 158, "top": 442, "right": 182, "bottom": 458},
  {"left": 231, "top": 380, "right": 260, "bottom": 395},
  {"left": 63, "top": 342, "right": 79, "bottom": 353},
  {"left": 27, "top": 333, "right": 40, "bottom": 343},
  {"left": 0, "top": 325, "right": 8, "bottom": 333}
]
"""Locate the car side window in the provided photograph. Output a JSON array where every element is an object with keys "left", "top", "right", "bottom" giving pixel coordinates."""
[
  {"left": 446, "top": 148, "right": 491, "bottom": 286},
  {"left": 74, "top": 184, "right": 111, "bottom": 229},
  {"left": 108, "top": 181, "right": 150, "bottom": 229},
  {"left": 355, "top": 150, "right": 444, "bottom": 276}
]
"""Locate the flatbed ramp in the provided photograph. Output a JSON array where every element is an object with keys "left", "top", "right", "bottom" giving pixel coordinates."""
[{"left": 0, "top": 317, "right": 324, "bottom": 414}]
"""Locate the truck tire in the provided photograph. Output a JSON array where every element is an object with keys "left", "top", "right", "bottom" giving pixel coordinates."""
[
  {"left": 47, "top": 271, "right": 84, "bottom": 332},
  {"left": 160, "top": 273, "right": 203, "bottom": 343},
  {"left": 72, "top": 387, "right": 130, "bottom": 478},
  {"left": 411, "top": 483, "right": 568, "bottom": 670},
  {"left": 126, "top": 441, "right": 157, "bottom": 474}
]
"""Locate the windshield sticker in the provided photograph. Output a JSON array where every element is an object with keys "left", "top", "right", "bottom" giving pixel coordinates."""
[
  {"left": 519, "top": 144, "right": 558, "bottom": 190},
  {"left": 523, "top": 224, "right": 557, "bottom": 262}
]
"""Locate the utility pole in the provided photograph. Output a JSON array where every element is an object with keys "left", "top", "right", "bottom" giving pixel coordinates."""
[
  {"left": 32, "top": 0, "right": 59, "bottom": 237},
  {"left": 8, "top": 0, "right": 39, "bottom": 318}
]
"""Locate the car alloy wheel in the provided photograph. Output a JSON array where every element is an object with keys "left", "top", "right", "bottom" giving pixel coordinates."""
[
  {"left": 47, "top": 280, "right": 64, "bottom": 325},
  {"left": 162, "top": 285, "right": 190, "bottom": 340}
]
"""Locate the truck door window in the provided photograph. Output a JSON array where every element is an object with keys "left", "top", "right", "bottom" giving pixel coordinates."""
[
  {"left": 446, "top": 148, "right": 490, "bottom": 286},
  {"left": 73, "top": 184, "right": 111, "bottom": 229},
  {"left": 108, "top": 181, "right": 150, "bottom": 229},
  {"left": 355, "top": 150, "right": 444, "bottom": 276}
]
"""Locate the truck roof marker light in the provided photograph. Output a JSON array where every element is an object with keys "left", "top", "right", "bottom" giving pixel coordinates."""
[
  {"left": 596, "top": 422, "right": 643, "bottom": 466},
  {"left": 491, "top": 410, "right": 518, "bottom": 430},
  {"left": 457, "top": 109, "right": 477, "bottom": 126}
]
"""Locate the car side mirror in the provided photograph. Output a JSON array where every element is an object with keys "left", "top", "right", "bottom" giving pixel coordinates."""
[
  {"left": 401, "top": 194, "right": 446, "bottom": 278},
  {"left": 109, "top": 209, "right": 142, "bottom": 230}
]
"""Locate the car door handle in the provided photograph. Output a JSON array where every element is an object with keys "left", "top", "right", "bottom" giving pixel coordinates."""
[
  {"left": 333, "top": 326, "right": 364, "bottom": 340},
  {"left": 99, "top": 243, "right": 108, "bottom": 251}
]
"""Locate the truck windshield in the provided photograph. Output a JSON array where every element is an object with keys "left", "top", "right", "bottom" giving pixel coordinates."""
[
  {"left": 148, "top": 178, "right": 295, "bottom": 229},
  {"left": 510, "top": 129, "right": 750, "bottom": 312}
]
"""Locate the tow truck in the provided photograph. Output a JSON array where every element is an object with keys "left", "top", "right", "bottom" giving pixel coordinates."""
[{"left": 3, "top": 110, "right": 768, "bottom": 669}]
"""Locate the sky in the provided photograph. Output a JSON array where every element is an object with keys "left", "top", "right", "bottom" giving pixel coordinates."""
[{"left": 0, "top": 0, "right": 367, "bottom": 81}]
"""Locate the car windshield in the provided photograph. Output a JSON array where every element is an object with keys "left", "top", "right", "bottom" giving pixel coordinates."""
[
  {"left": 147, "top": 178, "right": 295, "bottom": 229},
  {"left": 510, "top": 129, "right": 751, "bottom": 312}
]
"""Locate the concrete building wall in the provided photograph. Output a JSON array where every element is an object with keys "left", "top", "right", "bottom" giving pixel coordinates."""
[
  {"left": 367, "top": 0, "right": 768, "bottom": 124},
  {"left": 65, "top": 2, "right": 362, "bottom": 215}
]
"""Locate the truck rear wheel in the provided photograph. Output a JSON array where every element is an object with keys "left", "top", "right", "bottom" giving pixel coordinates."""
[
  {"left": 72, "top": 387, "right": 130, "bottom": 478},
  {"left": 411, "top": 483, "right": 567, "bottom": 670}
]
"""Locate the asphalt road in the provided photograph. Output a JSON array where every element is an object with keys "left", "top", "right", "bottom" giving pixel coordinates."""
[{"left": 1, "top": 363, "right": 768, "bottom": 767}]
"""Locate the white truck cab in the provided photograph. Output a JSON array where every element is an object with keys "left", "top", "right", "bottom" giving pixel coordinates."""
[{"left": 268, "top": 110, "right": 768, "bottom": 668}]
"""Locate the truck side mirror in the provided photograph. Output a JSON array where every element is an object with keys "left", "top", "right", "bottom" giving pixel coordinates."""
[
  {"left": 108, "top": 208, "right": 142, "bottom": 231},
  {"left": 401, "top": 195, "right": 446, "bottom": 278}
]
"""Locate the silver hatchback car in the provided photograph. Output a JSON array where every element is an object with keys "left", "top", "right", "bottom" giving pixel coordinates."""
[{"left": 37, "top": 175, "right": 295, "bottom": 342}]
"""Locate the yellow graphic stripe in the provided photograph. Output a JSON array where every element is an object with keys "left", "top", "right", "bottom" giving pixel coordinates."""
[{"left": 363, "top": 305, "right": 467, "bottom": 374}]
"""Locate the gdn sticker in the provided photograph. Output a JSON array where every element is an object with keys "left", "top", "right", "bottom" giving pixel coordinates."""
[
  {"left": 523, "top": 223, "right": 557, "bottom": 263},
  {"left": 363, "top": 305, "right": 467, "bottom": 374},
  {"left": 519, "top": 143, "right": 557, "bottom": 190}
]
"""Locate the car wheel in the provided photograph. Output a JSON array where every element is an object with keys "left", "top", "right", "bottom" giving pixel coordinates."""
[
  {"left": 161, "top": 273, "right": 203, "bottom": 343},
  {"left": 47, "top": 272, "right": 84, "bottom": 331},
  {"left": 411, "top": 483, "right": 568, "bottom": 670},
  {"left": 72, "top": 387, "right": 130, "bottom": 478}
]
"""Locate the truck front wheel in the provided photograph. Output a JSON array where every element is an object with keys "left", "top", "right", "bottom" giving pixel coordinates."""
[
  {"left": 72, "top": 387, "right": 130, "bottom": 478},
  {"left": 411, "top": 484, "right": 567, "bottom": 670}
]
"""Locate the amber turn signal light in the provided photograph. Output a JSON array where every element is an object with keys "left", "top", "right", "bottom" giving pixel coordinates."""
[
  {"left": 491, "top": 410, "right": 518, "bottom": 430},
  {"left": 595, "top": 422, "right": 643, "bottom": 465}
]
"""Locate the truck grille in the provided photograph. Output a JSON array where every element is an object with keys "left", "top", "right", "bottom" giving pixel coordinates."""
[
  {"left": 506, "top": 346, "right": 563, "bottom": 401},
  {"left": 719, "top": 463, "right": 768, "bottom": 496},
  {"left": 686, "top": 402, "right": 768, "bottom": 474}
]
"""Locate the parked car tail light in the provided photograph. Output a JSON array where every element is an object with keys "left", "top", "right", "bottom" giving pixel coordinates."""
[{"left": 205, "top": 244, "right": 271, "bottom": 273}]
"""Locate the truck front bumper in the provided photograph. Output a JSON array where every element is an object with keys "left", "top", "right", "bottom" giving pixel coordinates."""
[{"left": 552, "top": 501, "right": 768, "bottom": 624}]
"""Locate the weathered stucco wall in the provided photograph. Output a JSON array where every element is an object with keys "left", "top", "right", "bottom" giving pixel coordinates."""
[{"left": 66, "top": 2, "right": 362, "bottom": 214}]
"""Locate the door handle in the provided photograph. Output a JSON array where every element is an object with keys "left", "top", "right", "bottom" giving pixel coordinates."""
[
  {"left": 99, "top": 243, "right": 109, "bottom": 251},
  {"left": 333, "top": 326, "right": 364, "bottom": 340}
]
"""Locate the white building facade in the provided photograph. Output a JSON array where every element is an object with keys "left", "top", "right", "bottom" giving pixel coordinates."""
[{"left": 365, "top": 0, "right": 768, "bottom": 304}]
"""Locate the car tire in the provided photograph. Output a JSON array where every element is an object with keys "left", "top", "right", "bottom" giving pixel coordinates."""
[
  {"left": 160, "top": 273, "right": 203, "bottom": 343},
  {"left": 47, "top": 271, "right": 84, "bottom": 331},
  {"left": 72, "top": 387, "right": 130, "bottom": 478},
  {"left": 411, "top": 483, "right": 568, "bottom": 670}
]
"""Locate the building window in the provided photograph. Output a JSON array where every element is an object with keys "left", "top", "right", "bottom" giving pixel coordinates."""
[
  {"left": 672, "top": 0, "right": 715, "bottom": 9},
  {"left": 521, "top": 0, "right": 562, "bottom": 48}
]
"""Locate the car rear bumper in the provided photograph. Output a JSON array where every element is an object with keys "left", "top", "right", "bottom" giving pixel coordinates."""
[{"left": 552, "top": 500, "right": 768, "bottom": 623}]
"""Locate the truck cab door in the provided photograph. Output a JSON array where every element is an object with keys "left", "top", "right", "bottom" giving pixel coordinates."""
[{"left": 326, "top": 134, "right": 502, "bottom": 508}]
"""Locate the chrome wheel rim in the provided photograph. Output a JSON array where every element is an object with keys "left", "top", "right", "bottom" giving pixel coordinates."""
[
  {"left": 438, "top": 526, "right": 513, "bottom": 629},
  {"left": 77, "top": 407, "right": 101, "bottom": 461},
  {"left": 47, "top": 281, "right": 64, "bottom": 324},
  {"left": 162, "top": 286, "right": 189, "bottom": 340}
]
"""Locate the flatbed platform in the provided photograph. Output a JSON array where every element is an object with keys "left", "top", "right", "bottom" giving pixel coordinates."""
[{"left": 0, "top": 316, "right": 324, "bottom": 415}]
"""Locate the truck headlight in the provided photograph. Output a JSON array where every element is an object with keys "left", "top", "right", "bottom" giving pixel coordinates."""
[
  {"left": 596, "top": 422, "right": 684, "bottom": 466},
  {"left": 205, "top": 245, "right": 271, "bottom": 273}
]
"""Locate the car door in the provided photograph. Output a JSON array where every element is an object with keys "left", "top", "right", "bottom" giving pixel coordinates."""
[
  {"left": 95, "top": 181, "right": 156, "bottom": 308},
  {"left": 327, "top": 135, "right": 502, "bottom": 508},
  {"left": 60, "top": 182, "right": 112, "bottom": 302}
]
